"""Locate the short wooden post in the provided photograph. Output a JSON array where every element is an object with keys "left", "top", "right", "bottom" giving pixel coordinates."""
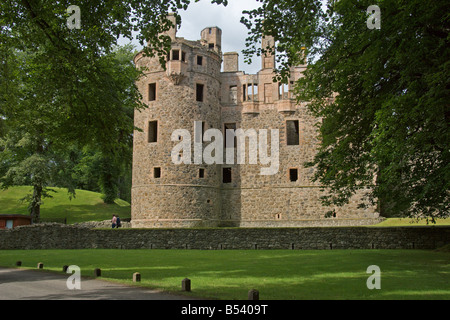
[
  {"left": 63, "top": 265, "right": 69, "bottom": 272},
  {"left": 16, "top": 261, "right": 22, "bottom": 266},
  {"left": 94, "top": 268, "right": 101, "bottom": 277},
  {"left": 182, "top": 278, "right": 191, "bottom": 292},
  {"left": 133, "top": 272, "right": 141, "bottom": 282},
  {"left": 248, "top": 289, "right": 259, "bottom": 300},
  {"left": 37, "top": 262, "right": 44, "bottom": 269}
]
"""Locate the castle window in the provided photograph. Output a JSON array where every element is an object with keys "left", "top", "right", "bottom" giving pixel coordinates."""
[
  {"left": 182, "top": 51, "right": 186, "bottom": 62},
  {"left": 286, "top": 120, "right": 299, "bottom": 145},
  {"left": 199, "top": 168, "right": 205, "bottom": 178},
  {"left": 229, "top": 86, "right": 237, "bottom": 104},
  {"left": 148, "top": 83, "right": 156, "bottom": 101},
  {"left": 148, "top": 120, "right": 158, "bottom": 143},
  {"left": 224, "top": 123, "right": 237, "bottom": 148},
  {"left": 172, "top": 49, "right": 180, "bottom": 61},
  {"left": 223, "top": 167, "right": 232, "bottom": 183},
  {"left": 209, "top": 43, "right": 214, "bottom": 49},
  {"left": 153, "top": 167, "right": 161, "bottom": 179},
  {"left": 196, "top": 84, "right": 204, "bottom": 102},
  {"left": 289, "top": 168, "right": 298, "bottom": 182},
  {"left": 197, "top": 56, "right": 203, "bottom": 66},
  {"left": 279, "top": 83, "right": 289, "bottom": 100},
  {"left": 243, "top": 84, "right": 247, "bottom": 101}
]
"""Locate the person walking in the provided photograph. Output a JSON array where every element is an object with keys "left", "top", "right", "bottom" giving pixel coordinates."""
[{"left": 116, "top": 215, "right": 121, "bottom": 228}]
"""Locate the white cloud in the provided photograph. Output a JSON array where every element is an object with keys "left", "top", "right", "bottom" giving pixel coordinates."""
[
  {"left": 122, "top": 0, "right": 262, "bottom": 74},
  {"left": 178, "top": 0, "right": 261, "bottom": 74}
]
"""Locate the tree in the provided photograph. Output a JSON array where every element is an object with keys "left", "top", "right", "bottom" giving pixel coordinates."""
[
  {"left": 0, "top": 44, "right": 139, "bottom": 221},
  {"left": 241, "top": 0, "right": 449, "bottom": 222},
  {"left": 1, "top": 1, "right": 230, "bottom": 221}
]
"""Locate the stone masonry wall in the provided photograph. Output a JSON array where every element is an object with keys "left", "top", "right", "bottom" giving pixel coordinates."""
[{"left": 0, "top": 224, "right": 449, "bottom": 250}]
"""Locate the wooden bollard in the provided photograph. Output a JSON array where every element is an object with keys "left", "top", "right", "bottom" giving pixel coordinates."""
[
  {"left": 37, "top": 262, "right": 44, "bottom": 269},
  {"left": 133, "top": 272, "right": 141, "bottom": 282},
  {"left": 248, "top": 289, "right": 259, "bottom": 300},
  {"left": 16, "top": 261, "right": 22, "bottom": 266},
  {"left": 182, "top": 278, "right": 191, "bottom": 292},
  {"left": 63, "top": 265, "right": 69, "bottom": 272},
  {"left": 94, "top": 268, "right": 101, "bottom": 277}
]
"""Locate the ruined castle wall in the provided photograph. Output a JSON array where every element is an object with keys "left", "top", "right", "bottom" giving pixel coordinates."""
[{"left": 132, "top": 41, "right": 223, "bottom": 228}]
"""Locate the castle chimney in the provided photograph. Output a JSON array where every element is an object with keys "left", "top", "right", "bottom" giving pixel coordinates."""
[
  {"left": 261, "top": 34, "right": 275, "bottom": 69},
  {"left": 223, "top": 52, "right": 239, "bottom": 72},
  {"left": 162, "top": 13, "right": 177, "bottom": 41}
]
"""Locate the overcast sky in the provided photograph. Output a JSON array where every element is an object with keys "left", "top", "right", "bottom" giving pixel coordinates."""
[{"left": 125, "top": 0, "right": 262, "bottom": 74}]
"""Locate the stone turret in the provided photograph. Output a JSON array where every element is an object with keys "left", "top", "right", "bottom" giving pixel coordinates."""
[{"left": 132, "top": 22, "right": 223, "bottom": 228}]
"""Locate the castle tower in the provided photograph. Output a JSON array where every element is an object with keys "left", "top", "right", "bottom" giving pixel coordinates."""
[
  {"left": 131, "top": 21, "right": 379, "bottom": 229},
  {"left": 131, "top": 21, "right": 224, "bottom": 228}
]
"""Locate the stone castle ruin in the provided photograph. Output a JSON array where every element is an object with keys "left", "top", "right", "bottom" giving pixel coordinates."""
[{"left": 131, "top": 15, "right": 380, "bottom": 228}]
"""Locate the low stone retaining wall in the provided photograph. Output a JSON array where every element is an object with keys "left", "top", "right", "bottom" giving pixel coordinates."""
[{"left": 0, "top": 224, "right": 449, "bottom": 250}]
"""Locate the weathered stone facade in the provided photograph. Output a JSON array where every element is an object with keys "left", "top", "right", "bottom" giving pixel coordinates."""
[{"left": 131, "top": 17, "right": 379, "bottom": 228}]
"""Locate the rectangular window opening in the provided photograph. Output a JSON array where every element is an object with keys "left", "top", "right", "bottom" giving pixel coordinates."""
[
  {"left": 229, "top": 85, "right": 237, "bottom": 104},
  {"left": 224, "top": 123, "right": 237, "bottom": 148},
  {"left": 199, "top": 168, "right": 205, "bottom": 178},
  {"left": 148, "top": 83, "right": 156, "bottom": 101},
  {"left": 209, "top": 43, "right": 215, "bottom": 49},
  {"left": 289, "top": 168, "right": 298, "bottom": 182},
  {"left": 196, "top": 84, "right": 204, "bottom": 102},
  {"left": 223, "top": 167, "right": 232, "bottom": 183},
  {"left": 181, "top": 51, "right": 186, "bottom": 62},
  {"left": 154, "top": 167, "right": 161, "bottom": 179},
  {"left": 286, "top": 120, "right": 299, "bottom": 145},
  {"left": 197, "top": 56, "right": 203, "bottom": 66},
  {"left": 148, "top": 120, "right": 158, "bottom": 143},
  {"left": 172, "top": 49, "right": 180, "bottom": 61}
]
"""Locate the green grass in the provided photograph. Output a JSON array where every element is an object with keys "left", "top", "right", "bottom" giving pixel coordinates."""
[
  {"left": 0, "top": 249, "right": 448, "bottom": 300},
  {"left": 373, "top": 217, "right": 450, "bottom": 227},
  {"left": 0, "top": 186, "right": 130, "bottom": 224}
]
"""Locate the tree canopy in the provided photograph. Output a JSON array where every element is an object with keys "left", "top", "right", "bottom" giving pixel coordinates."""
[{"left": 242, "top": 0, "right": 449, "bottom": 221}]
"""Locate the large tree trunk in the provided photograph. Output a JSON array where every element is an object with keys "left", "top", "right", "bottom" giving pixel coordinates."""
[{"left": 30, "top": 184, "right": 42, "bottom": 224}]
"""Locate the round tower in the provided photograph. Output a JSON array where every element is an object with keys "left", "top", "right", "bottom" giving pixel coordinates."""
[{"left": 131, "top": 24, "right": 223, "bottom": 228}]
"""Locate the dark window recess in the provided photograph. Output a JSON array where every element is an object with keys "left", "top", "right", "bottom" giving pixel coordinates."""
[
  {"left": 223, "top": 168, "right": 232, "bottom": 183},
  {"left": 196, "top": 84, "right": 204, "bottom": 102},
  {"left": 209, "top": 43, "right": 215, "bottom": 49},
  {"left": 199, "top": 168, "right": 205, "bottom": 178},
  {"left": 289, "top": 168, "right": 298, "bottom": 182},
  {"left": 224, "top": 123, "right": 237, "bottom": 148},
  {"left": 182, "top": 51, "right": 186, "bottom": 62},
  {"left": 172, "top": 49, "right": 180, "bottom": 60},
  {"left": 154, "top": 167, "right": 161, "bottom": 178},
  {"left": 148, "top": 83, "right": 156, "bottom": 101},
  {"left": 286, "top": 120, "right": 299, "bottom": 145},
  {"left": 148, "top": 121, "right": 158, "bottom": 143},
  {"left": 197, "top": 56, "right": 203, "bottom": 66}
]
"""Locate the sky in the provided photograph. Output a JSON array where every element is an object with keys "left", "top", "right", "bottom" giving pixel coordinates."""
[{"left": 123, "top": 0, "right": 262, "bottom": 74}]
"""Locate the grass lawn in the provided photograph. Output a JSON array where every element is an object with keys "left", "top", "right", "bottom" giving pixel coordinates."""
[
  {"left": 0, "top": 186, "right": 130, "bottom": 224},
  {"left": 0, "top": 249, "right": 448, "bottom": 300},
  {"left": 374, "top": 217, "right": 450, "bottom": 227}
]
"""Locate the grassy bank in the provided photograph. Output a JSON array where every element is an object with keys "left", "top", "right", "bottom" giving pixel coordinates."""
[
  {"left": 0, "top": 186, "right": 130, "bottom": 223},
  {"left": 0, "top": 249, "right": 448, "bottom": 300}
]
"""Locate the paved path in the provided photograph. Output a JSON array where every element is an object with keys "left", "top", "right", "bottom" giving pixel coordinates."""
[{"left": 0, "top": 267, "right": 195, "bottom": 300}]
